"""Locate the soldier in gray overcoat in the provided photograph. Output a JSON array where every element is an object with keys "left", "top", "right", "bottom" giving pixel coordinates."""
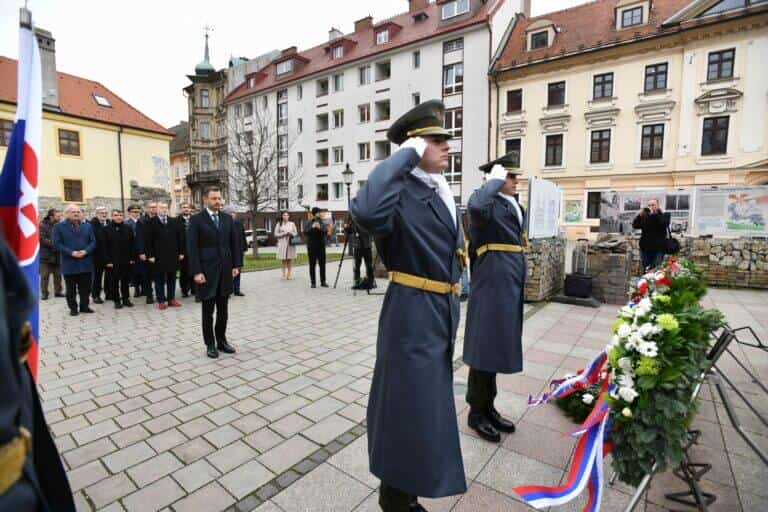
[
  {"left": 463, "top": 155, "right": 526, "bottom": 443},
  {"left": 351, "top": 100, "right": 467, "bottom": 511}
]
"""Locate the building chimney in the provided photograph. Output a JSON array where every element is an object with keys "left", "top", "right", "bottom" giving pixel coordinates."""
[
  {"left": 281, "top": 46, "right": 298, "bottom": 56},
  {"left": 35, "top": 28, "right": 59, "bottom": 110},
  {"left": 522, "top": 0, "right": 531, "bottom": 17},
  {"left": 329, "top": 27, "right": 344, "bottom": 41},
  {"left": 409, "top": 0, "right": 429, "bottom": 13},
  {"left": 354, "top": 16, "right": 373, "bottom": 32}
]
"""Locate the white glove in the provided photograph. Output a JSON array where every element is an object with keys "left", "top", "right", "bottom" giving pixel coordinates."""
[
  {"left": 400, "top": 137, "right": 428, "bottom": 159},
  {"left": 488, "top": 164, "right": 508, "bottom": 182}
]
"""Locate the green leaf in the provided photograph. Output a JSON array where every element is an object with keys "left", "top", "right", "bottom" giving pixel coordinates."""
[{"left": 661, "top": 367, "right": 682, "bottom": 382}]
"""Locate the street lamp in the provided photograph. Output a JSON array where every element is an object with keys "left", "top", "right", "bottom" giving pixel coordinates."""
[{"left": 342, "top": 163, "right": 354, "bottom": 209}]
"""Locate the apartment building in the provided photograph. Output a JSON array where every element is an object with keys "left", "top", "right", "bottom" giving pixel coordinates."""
[
  {"left": 169, "top": 121, "right": 191, "bottom": 213},
  {"left": 224, "top": 0, "right": 527, "bottom": 221},
  {"left": 490, "top": 0, "right": 768, "bottom": 238}
]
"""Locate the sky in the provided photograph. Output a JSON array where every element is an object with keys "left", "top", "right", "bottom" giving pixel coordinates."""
[{"left": 0, "top": 0, "right": 589, "bottom": 128}]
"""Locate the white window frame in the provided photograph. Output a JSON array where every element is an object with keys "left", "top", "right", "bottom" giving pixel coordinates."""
[
  {"left": 412, "top": 93, "right": 421, "bottom": 106},
  {"left": 333, "top": 73, "right": 344, "bottom": 92},
  {"left": 444, "top": 108, "right": 463, "bottom": 138},
  {"left": 359, "top": 65, "right": 372, "bottom": 85},
  {"left": 358, "top": 104, "right": 371, "bottom": 123},
  {"left": 333, "top": 146, "right": 344, "bottom": 164},
  {"left": 586, "top": 127, "right": 614, "bottom": 169},
  {"left": 443, "top": 63, "right": 464, "bottom": 95},
  {"left": 332, "top": 46, "right": 344, "bottom": 59},
  {"left": 276, "top": 60, "right": 293, "bottom": 75},
  {"left": 376, "top": 30, "right": 389, "bottom": 45},
  {"left": 93, "top": 94, "right": 111, "bottom": 107},
  {"left": 444, "top": 153, "right": 462, "bottom": 184},
  {"left": 333, "top": 109, "right": 344, "bottom": 129},
  {"left": 333, "top": 182, "right": 344, "bottom": 200},
  {"left": 358, "top": 142, "right": 371, "bottom": 161},
  {"left": 441, "top": 0, "right": 469, "bottom": 20}
]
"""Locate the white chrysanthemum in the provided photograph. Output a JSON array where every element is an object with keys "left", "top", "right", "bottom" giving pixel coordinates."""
[
  {"left": 617, "top": 323, "right": 633, "bottom": 339},
  {"left": 638, "top": 323, "right": 656, "bottom": 338},
  {"left": 637, "top": 341, "right": 659, "bottom": 358},
  {"left": 618, "top": 357, "right": 634, "bottom": 371},
  {"left": 622, "top": 407, "right": 633, "bottom": 418},
  {"left": 618, "top": 386, "right": 639, "bottom": 403},
  {"left": 618, "top": 374, "right": 635, "bottom": 389},
  {"left": 582, "top": 393, "right": 595, "bottom": 405}
]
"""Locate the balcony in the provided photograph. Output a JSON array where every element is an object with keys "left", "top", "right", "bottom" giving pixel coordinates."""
[{"left": 186, "top": 169, "right": 227, "bottom": 187}]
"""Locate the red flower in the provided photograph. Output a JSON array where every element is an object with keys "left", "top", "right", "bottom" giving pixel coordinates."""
[{"left": 637, "top": 279, "right": 649, "bottom": 295}]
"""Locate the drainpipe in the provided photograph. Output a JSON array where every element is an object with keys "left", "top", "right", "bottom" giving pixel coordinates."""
[
  {"left": 494, "top": 75, "right": 500, "bottom": 159},
  {"left": 117, "top": 127, "right": 125, "bottom": 211}
]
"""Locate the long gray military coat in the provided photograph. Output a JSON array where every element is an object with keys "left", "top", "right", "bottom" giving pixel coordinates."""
[
  {"left": 463, "top": 178, "right": 526, "bottom": 374},
  {"left": 350, "top": 147, "right": 467, "bottom": 499}
]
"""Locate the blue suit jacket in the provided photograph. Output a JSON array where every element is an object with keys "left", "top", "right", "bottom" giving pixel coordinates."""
[{"left": 52, "top": 220, "right": 96, "bottom": 276}]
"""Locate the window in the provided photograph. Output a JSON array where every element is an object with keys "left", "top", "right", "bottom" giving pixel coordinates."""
[
  {"left": 641, "top": 124, "right": 664, "bottom": 160},
  {"left": 359, "top": 65, "right": 372, "bottom": 85},
  {"left": 665, "top": 194, "right": 690, "bottom": 211},
  {"left": 316, "top": 113, "right": 329, "bottom": 132},
  {"left": 247, "top": 78, "right": 255, "bottom": 88},
  {"left": 547, "top": 81, "right": 565, "bottom": 106},
  {"left": 0, "top": 119, "right": 13, "bottom": 146},
  {"left": 443, "top": 38, "right": 464, "bottom": 53},
  {"left": 593, "top": 73, "right": 614, "bottom": 100},
  {"left": 298, "top": 118, "right": 303, "bottom": 133},
  {"left": 276, "top": 60, "right": 293, "bottom": 75},
  {"left": 93, "top": 94, "right": 111, "bottom": 107},
  {"left": 545, "top": 134, "right": 563, "bottom": 166},
  {"left": 316, "top": 183, "right": 329, "bottom": 201},
  {"left": 506, "top": 89, "right": 522, "bottom": 113},
  {"left": 200, "top": 89, "right": 210, "bottom": 108},
  {"left": 297, "top": 152, "right": 303, "bottom": 166},
  {"left": 243, "top": 101, "right": 253, "bottom": 117},
  {"left": 278, "top": 134, "right": 287, "bottom": 157},
  {"left": 333, "top": 73, "right": 344, "bottom": 92},
  {"left": 707, "top": 49, "right": 735, "bottom": 81},
  {"left": 444, "top": 154, "right": 462, "bottom": 184},
  {"left": 297, "top": 84, "right": 303, "bottom": 100},
  {"left": 333, "top": 109, "right": 344, "bottom": 128},
  {"left": 702, "top": 116, "right": 729, "bottom": 155},
  {"left": 621, "top": 6, "right": 643, "bottom": 28},
  {"left": 531, "top": 31, "right": 548, "bottom": 50},
  {"left": 443, "top": 63, "right": 464, "bottom": 95},
  {"left": 200, "top": 122, "right": 211, "bottom": 140},
  {"left": 413, "top": 51, "right": 421, "bottom": 69},
  {"left": 700, "top": 0, "right": 768, "bottom": 17},
  {"left": 444, "top": 108, "right": 463, "bottom": 138},
  {"left": 277, "top": 89, "right": 288, "bottom": 101},
  {"left": 358, "top": 104, "right": 371, "bottom": 123},
  {"left": 262, "top": 96, "right": 268, "bottom": 109},
  {"left": 297, "top": 184, "right": 304, "bottom": 201},
  {"left": 590, "top": 129, "right": 611, "bottom": 163},
  {"left": 277, "top": 103, "right": 288, "bottom": 125},
  {"left": 441, "top": 0, "right": 469, "bottom": 19},
  {"left": 375, "top": 100, "right": 391, "bottom": 122},
  {"left": 644, "top": 63, "right": 668, "bottom": 92},
  {"left": 278, "top": 166, "right": 288, "bottom": 186},
  {"left": 375, "top": 61, "right": 391, "bottom": 81},
  {"left": 505, "top": 139, "right": 521, "bottom": 167},
  {"left": 58, "top": 129, "right": 80, "bottom": 156},
  {"left": 201, "top": 154, "right": 210, "bottom": 171},
  {"left": 62, "top": 179, "right": 83, "bottom": 202},
  {"left": 234, "top": 104, "right": 241, "bottom": 118},
  {"left": 333, "top": 182, "right": 344, "bottom": 199},
  {"left": 332, "top": 46, "right": 344, "bottom": 59},
  {"left": 374, "top": 141, "right": 391, "bottom": 160},
  {"left": 278, "top": 198, "right": 289, "bottom": 210},
  {"left": 357, "top": 180, "right": 367, "bottom": 190},
  {"left": 333, "top": 146, "right": 344, "bottom": 164},
  {"left": 243, "top": 131, "right": 253, "bottom": 145},
  {"left": 316, "top": 149, "right": 329, "bottom": 167},
  {"left": 586, "top": 191, "right": 602, "bottom": 219},
  {"left": 376, "top": 30, "right": 389, "bottom": 45},
  {"left": 317, "top": 78, "right": 329, "bottom": 97},
  {"left": 358, "top": 142, "right": 371, "bottom": 161},
  {"left": 412, "top": 93, "right": 421, "bottom": 106}
]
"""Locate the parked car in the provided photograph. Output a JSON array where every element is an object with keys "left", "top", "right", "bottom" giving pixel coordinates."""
[{"left": 254, "top": 228, "right": 270, "bottom": 246}]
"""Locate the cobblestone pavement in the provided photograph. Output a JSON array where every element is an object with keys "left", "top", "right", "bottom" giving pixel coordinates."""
[{"left": 39, "top": 269, "right": 767, "bottom": 512}]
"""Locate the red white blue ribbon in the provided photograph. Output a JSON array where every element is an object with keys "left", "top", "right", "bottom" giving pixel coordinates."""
[{"left": 527, "top": 351, "right": 607, "bottom": 406}]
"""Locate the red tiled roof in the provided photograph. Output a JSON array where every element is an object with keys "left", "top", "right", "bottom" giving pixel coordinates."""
[
  {"left": 224, "top": 0, "right": 502, "bottom": 103},
  {"left": 493, "top": 0, "right": 726, "bottom": 72},
  {"left": 0, "top": 56, "right": 172, "bottom": 136}
]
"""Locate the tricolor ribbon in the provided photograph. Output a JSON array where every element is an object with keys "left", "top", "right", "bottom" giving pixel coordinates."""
[{"left": 527, "top": 351, "right": 607, "bottom": 406}]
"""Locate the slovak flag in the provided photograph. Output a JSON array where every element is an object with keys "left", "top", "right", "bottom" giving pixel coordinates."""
[{"left": 0, "top": 9, "right": 43, "bottom": 379}]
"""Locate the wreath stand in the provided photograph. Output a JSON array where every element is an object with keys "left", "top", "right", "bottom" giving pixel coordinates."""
[{"left": 614, "top": 325, "right": 768, "bottom": 511}]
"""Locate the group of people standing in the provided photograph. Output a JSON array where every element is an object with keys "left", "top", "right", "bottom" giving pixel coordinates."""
[{"left": 43, "top": 199, "right": 247, "bottom": 317}]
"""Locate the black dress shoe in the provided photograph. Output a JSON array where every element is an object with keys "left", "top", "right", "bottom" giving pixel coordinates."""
[
  {"left": 410, "top": 503, "right": 428, "bottom": 511},
  {"left": 80, "top": 307, "right": 95, "bottom": 314},
  {"left": 93, "top": 297, "right": 104, "bottom": 304},
  {"left": 206, "top": 345, "right": 219, "bottom": 359},
  {"left": 488, "top": 408, "right": 516, "bottom": 433},
  {"left": 41, "top": 295, "right": 49, "bottom": 301},
  {"left": 134, "top": 290, "right": 142, "bottom": 298},
  {"left": 234, "top": 291, "right": 244, "bottom": 296},
  {"left": 217, "top": 341, "right": 236, "bottom": 354},
  {"left": 181, "top": 292, "right": 189, "bottom": 298},
  {"left": 146, "top": 297, "right": 155, "bottom": 304},
  {"left": 123, "top": 300, "right": 134, "bottom": 308},
  {"left": 69, "top": 309, "right": 79, "bottom": 316},
  {"left": 195, "top": 297, "right": 202, "bottom": 303},
  {"left": 55, "top": 292, "right": 66, "bottom": 298},
  {"left": 311, "top": 283, "right": 317, "bottom": 289},
  {"left": 321, "top": 282, "right": 329, "bottom": 288},
  {"left": 114, "top": 302, "right": 123, "bottom": 309},
  {"left": 468, "top": 411, "right": 501, "bottom": 443}
]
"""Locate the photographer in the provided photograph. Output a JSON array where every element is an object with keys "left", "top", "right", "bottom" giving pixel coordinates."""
[
  {"left": 304, "top": 207, "right": 328, "bottom": 288},
  {"left": 632, "top": 198, "right": 668, "bottom": 270},
  {"left": 345, "top": 219, "right": 374, "bottom": 290}
]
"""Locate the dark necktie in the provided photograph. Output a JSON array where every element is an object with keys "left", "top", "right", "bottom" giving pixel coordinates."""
[
  {"left": 73, "top": 221, "right": 79, "bottom": 233},
  {"left": 213, "top": 213, "right": 219, "bottom": 228},
  {"left": 162, "top": 216, "right": 167, "bottom": 225}
]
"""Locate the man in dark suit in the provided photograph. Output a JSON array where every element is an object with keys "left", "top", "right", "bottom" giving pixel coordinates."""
[
  {"left": 226, "top": 208, "right": 247, "bottom": 296},
  {"left": 104, "top": 209, "right": 136, "bottom": 309},
  {"left": 52, "top": 204, "right": 96, "bottom": 316},
  {"left": 90, "top": 206, "right": 110, "bottom": 303},
  {"left": 145, "top": 202, "right": 185, "bottom": 310},
  {"left": 125, "top": 204, "right": 143, "bottom": 297},
  {"left": 0, "top": 234, "right": 75, "bottom": 512},
  {"left": 39, "top": 208, "right": 64, "bottom": 300},
  {"left": 136, "top": 201, "right": 158, "bottom": 304},
  {"left": 187, "top": 187, "right": 240, "bottom": 359},
  {"left": 176, "top": 202, "right": 195, "bottom": 298},
  {"left": 303, "top": 207, "right": 328, "bottom": 288}
]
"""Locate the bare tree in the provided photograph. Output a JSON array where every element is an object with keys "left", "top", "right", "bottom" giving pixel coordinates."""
[{"left": 227, "top": 103, "right": 301, "bottom": 255}]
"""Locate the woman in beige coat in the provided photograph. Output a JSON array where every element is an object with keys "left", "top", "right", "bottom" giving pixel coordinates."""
[{"left": 274, "top": 211, "right": 298, "bottom": 280}]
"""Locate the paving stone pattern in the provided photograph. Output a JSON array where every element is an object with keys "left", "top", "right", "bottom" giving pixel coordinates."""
[{"left": 39, "top": 269, "right": 767, "bottom": 511}]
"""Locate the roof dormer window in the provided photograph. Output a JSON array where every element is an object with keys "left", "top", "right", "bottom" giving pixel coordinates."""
[
  {"left": 276, "top": 60, "right": 293, "bottom": 76},
  {"left": 332, "top": 46, "right": 344, "bottom": 59},
  {"left": 376, "top": 29, "right": 389, "bottom": 45},
  {"left": 93, "top": 94, "right": 111, "bottom": 108},
  {"left": 441, "top": 0, "right": 469, "bottom": 20},
  {"left": 247, "top": 77, "right": 255, "bottom": 88},
  {"left": 615, "top": 1, "right": 649, "bottom": 30},
  {"left": 526, "top": 20, "right": 555, "bottom": 51},
  {"left": 530, "top": 31, "right": 548, "bottom": 50},
  {"left": 621, "top": 6, "right": 643, "bottom": 27}
]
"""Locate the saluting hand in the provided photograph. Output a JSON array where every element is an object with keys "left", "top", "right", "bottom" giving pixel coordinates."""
[
  {"left": 488, "top": 164, "right": 508, "bottom": 182},
  {"left": 401, "top": 137, "right": 428, "bottom": 159}
]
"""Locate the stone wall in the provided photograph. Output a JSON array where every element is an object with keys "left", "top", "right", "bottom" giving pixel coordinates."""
[
  {"left": 587, "top": 249, "right": 634, "bottom": 305},
  {"left": 525, "top": 237, "right": 565, "bottom": 301},
  {"left": 40, "top": 181, "right": 171, "bottom": 217}
]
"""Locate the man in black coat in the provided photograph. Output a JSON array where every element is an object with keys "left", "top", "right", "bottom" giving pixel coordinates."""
[
  {"left": 303, "top": 207, "right": 328, "bottom": 288},
  {"left": 145, "top": 202, "right": 185, "bottom": 310},
  {"left": 125, "top": 205, "right": 143, "bottom": 297},
  {"left": 39, "top": 208, "right": 64, "bottom": 300},
  {"left": 0, "top": 234, "right": 75, "bottom": 512},
  {"left": 136, "top": 202, "right": 158, "bottom": 303},
  {"left": 632, "top": 198, "right": 669, "bottom": 270},
  {"left": 90, "top": 206, "right": 111, "bottom": 303},
  {"left": 105, "top": 209, "right": 136, "bottom": 309},
  {"left": 226, "top": 208, "right": 247, "bottom": 296},
  {"left": 345, "top": 219, "right": 375, "bottom": 290},
  {"left": 187, "top": 187, "right": 240, "bottom": 359},
  {"left": 176, "top": 202, "right": 195, "bottom": 298}
]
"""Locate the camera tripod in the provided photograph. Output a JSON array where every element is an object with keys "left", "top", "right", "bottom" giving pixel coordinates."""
[{"left": 333, "top": 228, "right": 382, "bottom": 295}]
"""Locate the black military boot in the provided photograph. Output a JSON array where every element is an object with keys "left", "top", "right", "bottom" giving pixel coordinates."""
[{"left": 468, "top": 409, "right": 501, "bottom": 443}]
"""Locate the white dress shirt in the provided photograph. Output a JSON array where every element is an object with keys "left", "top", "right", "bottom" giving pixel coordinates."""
[
  {"left": 498, "top": 192, "right": 523, "bottom": 226},
  {"left": 411, "top": 168, "right": 457, "bottom": 227}
]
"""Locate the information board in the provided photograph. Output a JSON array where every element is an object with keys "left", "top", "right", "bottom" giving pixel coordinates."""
[
  {"left": 693, "top": 186, "right": 768, "bottom": 236},
  {"left": 526, "top": 177, "right": 561, "bottom": 239}
]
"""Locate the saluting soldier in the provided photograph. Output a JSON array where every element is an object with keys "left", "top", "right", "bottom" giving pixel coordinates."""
[
  {"left": 463, "top": 155, "right": 527, "bottom": 443},
  {"left": 0, "top": 235, "right": 75, "bottom": 512},
  {"left": 351, "top": 100, "right": 467, "bottom": 511}
]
